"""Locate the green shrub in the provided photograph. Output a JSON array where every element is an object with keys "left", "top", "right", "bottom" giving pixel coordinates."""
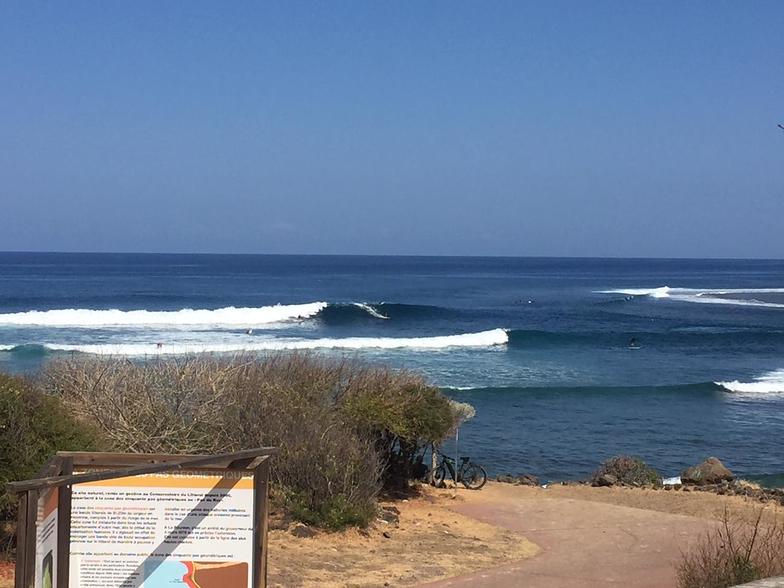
[
  {"left": 0, "top": 373, "right": 101, "bottom": 553},
  {"left": 592, "top": 455, "right": 662, "bottom": 486},
  {"left": 339, "top": 368, "right": 457, "bottom": 486},
  {"left": 285, "top": 492, "right": 376, "bottom": 531}
]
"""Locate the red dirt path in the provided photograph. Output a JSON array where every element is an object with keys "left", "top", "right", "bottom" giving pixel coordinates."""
[{"left": 419, "top": 485, "right": 719, "bottom": 587}]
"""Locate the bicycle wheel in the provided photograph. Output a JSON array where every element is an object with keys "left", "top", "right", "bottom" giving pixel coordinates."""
[
  {"left": 432, "top": 465, "right": 447, "bottom": 488},
  {"left": 461, "top": 464, "right": 487, "bottom": 490}
]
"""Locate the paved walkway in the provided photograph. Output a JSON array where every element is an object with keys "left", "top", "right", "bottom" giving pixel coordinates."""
[{"left": 420, "top": 492, "right": 717, "bottom": 587}]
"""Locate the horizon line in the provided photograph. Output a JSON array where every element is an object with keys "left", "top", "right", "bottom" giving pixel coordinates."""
[{"left": 0, "top": 250, "right": 782, "bottom": 262}]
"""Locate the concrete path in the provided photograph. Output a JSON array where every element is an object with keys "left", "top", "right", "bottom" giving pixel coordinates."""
[{"left": 420, "top": 491, "right": 717, "bottom": 587}]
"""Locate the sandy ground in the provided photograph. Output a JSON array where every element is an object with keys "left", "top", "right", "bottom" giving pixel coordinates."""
[
  {"left": 268, "top": 486, "right": 538, "bottom": 587},
  {"left": 0, "top": 561, "right": 11, "bottom": 588}
]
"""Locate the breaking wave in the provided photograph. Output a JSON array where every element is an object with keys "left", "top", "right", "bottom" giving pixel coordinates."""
[
  {"left": 352, "top": 303, "right": 390, "bottom": 319},
  {"left": 0, "top": 303, "right": 329, "bottom": 328},
  {"left": 716, "top": 369, "right": 784, "bottom": 394},
  {"left": 13, "top": 328, "right": 509, "bottom": 356},
  {"left": 0, "top": 301, "right": 455, "bottom": 328},
  {"left": 598, "top": 287, "right": 784, "bottom": 309}
]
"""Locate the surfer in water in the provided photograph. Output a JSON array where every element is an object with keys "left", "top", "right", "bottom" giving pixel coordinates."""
[{"left": 628, "top": 337, "right": 640, "bottom": 349}]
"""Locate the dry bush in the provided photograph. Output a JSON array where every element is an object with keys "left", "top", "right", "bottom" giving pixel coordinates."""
[
  {"left": 40, "top": 356, "right": 230, "bottom": 453},
  {"left": 677, "top": 508, "right": 784, "bottom": 588},
  {"left": 39, "top": 354, "right": 457, "bottom": 529},
  {"left": 592, "top": 455, "right": 662, "bottom": 486}
]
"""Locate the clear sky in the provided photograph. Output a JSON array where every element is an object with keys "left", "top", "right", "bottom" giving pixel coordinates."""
[{"left": 1, "top": 2, "right": 782, "bottom": 257}]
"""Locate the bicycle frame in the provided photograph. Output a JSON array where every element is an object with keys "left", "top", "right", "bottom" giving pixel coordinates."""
[{"left": 439, "top": 454, "right": 468, "bottom": 482}]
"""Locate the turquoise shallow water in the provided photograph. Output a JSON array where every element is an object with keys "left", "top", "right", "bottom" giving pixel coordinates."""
[{"left": 2, "top": 253, "right": 783, "bottom": 482}]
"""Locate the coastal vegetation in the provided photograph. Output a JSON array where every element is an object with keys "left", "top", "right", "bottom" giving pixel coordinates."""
[
  {"left": 591, "top": 455, "right": 662, "bottom": 487},
  {"left": 0, "top": 373, "right": 100, "bottom": 554},
  {"left": 678, "top": 509, "right": 784, "bottom": 588},
  {"left": 29, "top": 354, "right": 461, "bottom": 530}
]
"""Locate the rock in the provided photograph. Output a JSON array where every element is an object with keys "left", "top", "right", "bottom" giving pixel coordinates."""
[
  {"left": 496, "top": 474, "right": 516, "bottom": 484},
  {"left": 593, "top": 473, "right": 617, "bottom": 487},
  {"left": 291, "top": 524, "right": 317, "bottom": 538},
  {"left": 681, "top": 457, "right": 734, "bottom": 486},
  {"left": 382, "top": 531, "right": 392, "bottom": 539},
  {"left": 378, "top": 508, "right": 400, "bottom": 525},
  {"left": 516, "top": 474, "right": 540, "bottom": 487}
]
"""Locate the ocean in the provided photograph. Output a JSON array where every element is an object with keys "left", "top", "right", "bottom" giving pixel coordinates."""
[{"left": 1, "top": 252, "right": 783, "bottom": 484}]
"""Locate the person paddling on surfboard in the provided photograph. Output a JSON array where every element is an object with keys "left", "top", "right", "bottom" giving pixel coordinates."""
[{"left": 628, "top": 337, "right": 640, "bottom": 349}]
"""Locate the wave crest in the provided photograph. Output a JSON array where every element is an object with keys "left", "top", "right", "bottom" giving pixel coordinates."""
[
  {"left": 716, "top": 369, "right": 784, "bottom": 394},
  {"left": 31, "top": 328, "right": 509, "bottom": 356},
  {"left": 0, "top": 303, "right": 329, "bottom": 328},
  {"left": 598, "top": 287, "right": 784, "bottom": 308}
]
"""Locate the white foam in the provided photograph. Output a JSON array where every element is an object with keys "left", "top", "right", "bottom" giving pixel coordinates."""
[
  {"left": 600, "top": 286, "right": 673, "bottom": 298},
  {"left": 352, "top": 303, "right": 390, "bottom": 319},
  {"left": 42, "top": 328, "right": 510, "bottom": 356},
  {"left": 0, "top": 344, "right": 14, "bottom": 351},
  {"left": 598, "top": 287, "right": 784, "bottom": 308},
  {"left": 0, "top": 303, "right": 328, "bottom": 328},
  {"left": 717, "top": 369, "right": 784, "bottom": 394}
]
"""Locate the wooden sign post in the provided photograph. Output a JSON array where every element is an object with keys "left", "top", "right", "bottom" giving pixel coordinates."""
[{"left": 7, "top": 447, "right": 277, "bottom": 588}]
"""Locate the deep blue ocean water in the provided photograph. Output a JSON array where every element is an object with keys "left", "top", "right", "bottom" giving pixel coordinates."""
[{"left": 1, "top": 253, "right": 783, "bottom": 483}]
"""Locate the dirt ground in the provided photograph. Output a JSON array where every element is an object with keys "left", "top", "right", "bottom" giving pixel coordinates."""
[
  {"left": 0, "top": 560, "right": 12, "bottom": 588},
  {"left": 268, "top": 481, "right": 784, "bottom": 587},
  {"left": 268, "top": 486, "right": 538, "bottom": 587}
]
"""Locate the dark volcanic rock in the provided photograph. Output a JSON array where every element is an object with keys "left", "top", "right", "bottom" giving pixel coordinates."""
[
  {"left": 593, "top": 473, "right": 617, "bottom": 487},
  {"left": 496, "top": 474, "right": 516, "bottom": 484},
  {"left": 681, "top": 457, "right": 734, "bottom": 486},
  {"left": 516, "top": 474, "right": 540, "bottom": 487},
  {"left": 378, "top": 507, "right": 400, "bottom": 525},
  {"left": 291, "top": 524, "right": 317, "bottom": 538}
]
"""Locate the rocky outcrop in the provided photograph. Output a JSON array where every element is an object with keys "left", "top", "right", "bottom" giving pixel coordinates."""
[
  {"left": 496, "top": 473, "right": 540, "bottom": 486},
  {"left": 291, "top": 523, "right": 318, "bottom": 538},
  {"left": 592, "top": 473, "right": 617, "bottom": 487},
  {"left": 377, "top": 506, "right": 400, "bottom": 525},
  {"left": 681, "top": 457, "right": 734, "bottom": 486},
  {"left": 517, "top": 474, "right": 540, "bottom": 487}
]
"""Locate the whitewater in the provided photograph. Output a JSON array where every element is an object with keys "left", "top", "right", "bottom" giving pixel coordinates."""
[
  {"left": 716, "top": 369, "right": 784, "bottom": 394},
  {"left": 0, "top": 302, "right": 329, "bottom": 327},
  {"left": 31, "top": 328, "right": 509, "bottom": 356},
  {"left": 598, "top": 286, "right": 784, "bottom": 309}
]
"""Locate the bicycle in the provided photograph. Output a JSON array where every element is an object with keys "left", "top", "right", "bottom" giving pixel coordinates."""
[{"left": 432, "top": 451, "right": 487, "bottom": 490}]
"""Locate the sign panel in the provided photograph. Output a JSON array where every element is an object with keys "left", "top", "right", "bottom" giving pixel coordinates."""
[
  {"left": 35, "top": 487, "right": 59, "bottom": 588},
  {"left": 68, "top": 470, "right": 254, "bottom": 588}
]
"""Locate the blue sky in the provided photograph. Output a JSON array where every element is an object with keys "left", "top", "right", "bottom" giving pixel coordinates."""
[{"left": 1, "top": 2, "right": 782, "bottom": 257}]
